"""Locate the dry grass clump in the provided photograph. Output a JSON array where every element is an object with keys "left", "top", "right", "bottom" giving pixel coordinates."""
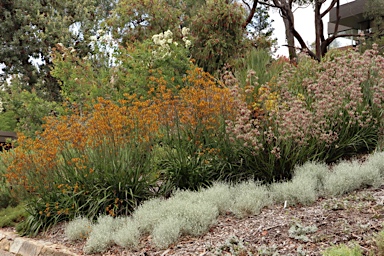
[
  {"left": 375, "top": 229, "right": 384, "bottom": 255},
  {"left": 64, "top": 217, "right": 92, "bottom": 241},
  {"left": 271, "top": 162, "right": 329, "bottom": 206},
  {"left": 323, "top": 159, "right": 381, "bottom": 196},
  {"left": 131, "top": 189, "right": 220, "bottom": 248},
  {"left": 152, "top": 217, "right": 183, "bottom": 249},
  {"left": 364, "top": 151, "right": 384, "bottom": 176},
  {"left": 64, "top": 151, "right": 384, "bottom": 253},
  {"left": 198, "top": 182, "right": 233, "bottom": 214},
  {"left": 113, "top": 217, "right": 140, "bottom": 249},
  {"left": 131, "top": 198, "right": 165, "bottom": 234},
  {"left": 84, "top": 215, "right": 124, "bottom": 254},
  {"left": 229, "top": 181, "right": 270, "bottom": 218},
  {"left": 322, "top": 243, "right": 362, "bottom": 256}
]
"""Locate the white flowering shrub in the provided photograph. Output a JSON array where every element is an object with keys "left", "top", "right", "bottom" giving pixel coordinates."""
[
  {"left": 152, "top": 30, "right": 173, "bottom": 58},
  {"left": 111, "top": 28, "right": 191, "bottom": 97},
  {"left": 152, "top": 30, "right": 173, "bottom": 46},
  {"left": 181, "top": 27, "right": 192, "bottom": 48},
  {"left": 151, "top": 28, "right": 191, "bottom": 59}
]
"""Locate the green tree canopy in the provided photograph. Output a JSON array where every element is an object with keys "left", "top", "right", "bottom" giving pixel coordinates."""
[
  {"left": 245, "top": 4, "right": 275, "bottom": 50},
  {"left": 109, "top": 0, "right": 275, "bottom": 73},
  {"left": 0, "top": 0, "right": 111, "bottom": 100},
  {"left": 108, "top": 0, "right": 190, "bottom": 45},
  {"left": 364, "top": 0, "right": 384, "bottom": 52},
  {"left": 190, "top": 0, "right": 247, "bottom": 73}
]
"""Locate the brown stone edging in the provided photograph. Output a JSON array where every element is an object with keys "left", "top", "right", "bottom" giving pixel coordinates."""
[{"left": 0, "top": 231, "right": 79, "bottom": 256}]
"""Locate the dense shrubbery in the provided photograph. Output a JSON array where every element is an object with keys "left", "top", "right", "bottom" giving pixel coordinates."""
[
  {"left": 0, "top": 30, "right": 384, "bottom": 237},
  {"left": 226, "top": 47, "right": 384, "bottom": 181},
  {"left": 0, "top": 86, "right": 61, "bottom": 137},
  {"left": 1, "top": 63, "right": 236, "bottom": 234},
  {"left": 0, "top": 110, "right": 17, "bottom": 132}
]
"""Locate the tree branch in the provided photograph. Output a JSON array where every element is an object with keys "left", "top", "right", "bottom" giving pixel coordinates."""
[
  {"left": 292, "top": 28, "right": 319, "bottom": 61},
  {"left": 259, "top": 1, "right": 278, "bottom": 8},
  {"left": 323, "top": 32, "right": 360, "bottom": 50},
  {"left": 243, "top": 0, "right": 259, "bottom": 28},
  {"left": 293, "top": 3, "right": 311, "bottom": 13},
  {"left": 321, "top": 0, "right": 337, "bottom": 18},
  {"left": 242, "top": 0, "right": 252, "bottom": 11},
  {"left": 332, "top": 0, "right": 340, "bottom": 37}
]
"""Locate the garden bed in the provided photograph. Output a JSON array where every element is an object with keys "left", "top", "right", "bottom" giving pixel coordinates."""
[{"left": 16, "top": 184, "right": 384, "bottom": 255}]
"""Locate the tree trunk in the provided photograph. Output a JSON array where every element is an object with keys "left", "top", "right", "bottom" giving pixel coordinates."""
[
  {"left": 314, "top": 2, "right": 323, "bottom": 60},
  {"left": 283, "top": 15, "right": 297, "bottom": 61}
]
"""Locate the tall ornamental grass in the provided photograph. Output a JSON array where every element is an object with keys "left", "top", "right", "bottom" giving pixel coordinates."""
[
  {"left": 2, "top": 96, "right": 164, "bottom": 235},
  {"left": 226, "top": 46, "right": 384, "bottom": 181},
  {"left": 1, "top": 66, "right": 236, "bottom": 235},
  {"left": 234, "top": 48, "right": 288, "bottom": 89},
  {"left": 152, "top": 66, "right": 237, "bottom": 190}
]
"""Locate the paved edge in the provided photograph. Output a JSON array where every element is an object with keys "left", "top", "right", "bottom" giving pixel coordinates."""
[{"left": 0, "top": 230, "right": 79, "bottom": 256}]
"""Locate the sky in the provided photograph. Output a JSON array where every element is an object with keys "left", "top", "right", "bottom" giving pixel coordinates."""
[{"left": 269, "top": 0, "right": 353, "bottom": 57}]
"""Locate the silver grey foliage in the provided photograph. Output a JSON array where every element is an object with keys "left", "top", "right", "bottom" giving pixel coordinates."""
[{"left": 64, "top": 150, "right": 384, "bottom": 253}]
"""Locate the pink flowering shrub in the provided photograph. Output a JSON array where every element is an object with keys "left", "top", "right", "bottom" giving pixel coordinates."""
[{"left": 226, "top": 47, "right": 384, "bottom": 181}]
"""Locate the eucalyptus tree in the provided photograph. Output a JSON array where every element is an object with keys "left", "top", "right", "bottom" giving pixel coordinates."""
[
  {"left": 259, "top": 0, "right": 363, "bottom": 61},
  {"left": 276, "top": 0, "right": 303, "bottom": 60},
  {"left": 241, "top": 2, "right": 275, "bottom": 50}
]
